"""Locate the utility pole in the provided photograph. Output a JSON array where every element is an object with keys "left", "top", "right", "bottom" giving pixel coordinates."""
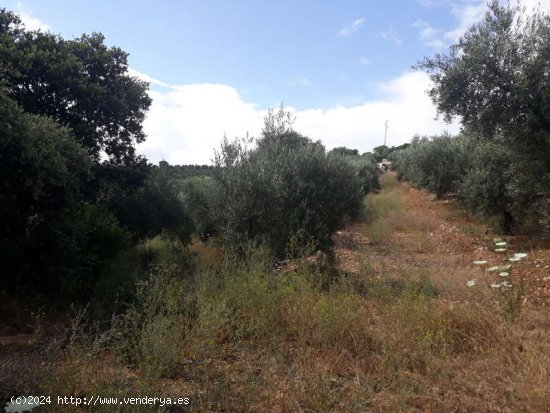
[{"left": 384, "top": 120, "right": 389, "bottom": 146}]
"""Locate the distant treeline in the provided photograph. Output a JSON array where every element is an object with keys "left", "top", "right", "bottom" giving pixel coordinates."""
[{"left": 157, "top": 162, "right": 215, "bottom": 178}]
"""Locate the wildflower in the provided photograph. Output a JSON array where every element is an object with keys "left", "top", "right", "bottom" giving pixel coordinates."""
[
  {"left": 499, "top": 272, "right": 509, "bottom": 277},
  {"left": 473, "top": 260, "right": 487, "bottom": 265},
  {"left": 508, "top": 257, "right": 521, "bottom": 262},
  {"left": 494, "top": 248, "right": 506, "bottom": 252},
  {"left": 499, "top": 265, "right": 511, "bottom": 271},
  {"left": 495, "top": 241, "right": 507, "bottom": 247},
  {"left": 486, "top": 266, "right": 499, "bottom": 272},
  {"left": 490, "top": 283, "right": 501, "bottom": 288},
  {"left": 466, "top": 280, "right": 476, "bottom": 287},
  {"left": 513, "top": 252, "right": 527, "bottom": 259}
]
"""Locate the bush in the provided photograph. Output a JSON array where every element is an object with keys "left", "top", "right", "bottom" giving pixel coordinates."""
[
  {"left": 90, "top": 234, "right": 193, "bottom": 318},
  {"left": 394, "top": 131, "right": 549, "bottom": 234},
  {"left": 43, "top": 203, "right": 129, "bottom": 301},
  {"left": 100, "top": 162, "right": 194, "bottom": 244},
  {"left": 458, "top": 139, "right": 516, "bottom": 232},
  {"left": 213, "top": 121, "right": 363, "bottom": 257},
  {"left": 393, "top": 134, "right": 466, "bottom": 198},
  {"left": 179, "top": 175, "right": 217, "bottom": 240},
  {"left": 0, "top": 91, "right": 119, "bottom": 299},
  {"left": 328, "top": 148, "right": 380, "bottom": 195}
]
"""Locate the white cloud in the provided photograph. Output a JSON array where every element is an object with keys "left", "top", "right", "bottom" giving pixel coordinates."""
[
  {"left": 358, "top": 57, "right": 370, "bottom": 66},
  {"left": 379, "top": 25, "right": 402, "bottom": 44},
  {"left": 339, "top": 17, "right": 365, "bottom": 36},
  {"left": 287, "top": 76, "right": 311, "bottom": 87},
  {"left": 135, "top": 70, "right": 460, "bottom": 164},
  {"left": 416, "top": 0, "right": 450, "bottom": 7},
  {"left": 420, "top": 25, "right": 439, "bottom": 40},
  {"left": 413, "top": 20, "right": 446, "bottom": 49},
  {"left": 295, "top": 72, "right": 459, "bottom": 152},
  {"left": 413, "top": 1, "right": 492, "bottom": 49},
  {"left": 16, "top": 2, "right": 49, "bottom": 31},
  {"left": 416, "top": 1, "right": 550, "bottom": 50},
  {"left": 137, "top": 82, "right": 265, "bottom": 165},
  {"left": 444, "top": 1, "right": 486, "bottom": 43},
  {"left": 413, "top": 1, "right": 486, "bottom": 49},
  {"left": 128, "top": 68, "right": 171, "bottom": 88}
]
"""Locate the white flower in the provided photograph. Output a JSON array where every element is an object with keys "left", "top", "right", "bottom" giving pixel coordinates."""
[
  {"left": 466, "top": 280, "right": 476, "bottom": 287},
  {"left": 495, "top": 242, "right": 507, "bottom": 246},
  {"left": 473, "top": 260, "right": 487, "bottom": 265},
  {"left": 513, "top": 253, "right": 527, "bottom": 259},
  {"left": 490, "top": 283, "right": 501, "bottom": 288},
  {"left": 508, "top": 257, "right": 521, "bottom": 262},
  {"left": 499, "top": 272, "right": 509, "bottom": 277},
  {"left": 494, "top": 248, "right": 507, "bottom": 252},
  {"left": 499, "top": 265, "right": 511, "bottom": 271},
  {"left": 486, "top": 266, "right": 499, "bottom": 272}
]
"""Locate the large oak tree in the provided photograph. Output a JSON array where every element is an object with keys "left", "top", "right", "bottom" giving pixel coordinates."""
[{"left": 0, "top": 9, "right": 151, "bottom": 163}]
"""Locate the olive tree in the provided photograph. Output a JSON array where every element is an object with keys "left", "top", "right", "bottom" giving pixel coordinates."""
[
  {"left": 416, "top": 1, "right": 550, "bottom": 232},
  {"left": 213, "top": 109, "right": 363, "bottom": 257}
]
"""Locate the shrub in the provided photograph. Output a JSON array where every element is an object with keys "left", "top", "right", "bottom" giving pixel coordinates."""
[
  {"left": 394, "top": 131, "right": 549, "bottom": 234},
  {"left": 37, "top": 202, "right": 129, "bottom": 302},
  {"left": 179, "top": 175, "right": 217, "bottom": 240},
  {"left": 393, "top": 134, "right": 466, "bottom": 198},
  {"left": 109, "top": 261, "right": 193, "bottom": 379},
  {"left": 103, "top": 162, "right": 195, "bottom": 244},
  {"left": 213, "top": 109, "right": 364, "bottom": 257},
  {"left": 328, "top": 148, "right": 380, "bottom": 195},
  {"left": 458, "top": 139, "right": 518, "bottom": 233}
]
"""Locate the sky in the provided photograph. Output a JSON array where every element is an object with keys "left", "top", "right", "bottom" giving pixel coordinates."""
[{"left": 5, "top": 0, "right": 550, "bottom": 164}]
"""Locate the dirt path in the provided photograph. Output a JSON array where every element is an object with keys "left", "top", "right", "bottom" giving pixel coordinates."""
[{"left": 334, "top": 174, "right": 550, "bottom": 307}]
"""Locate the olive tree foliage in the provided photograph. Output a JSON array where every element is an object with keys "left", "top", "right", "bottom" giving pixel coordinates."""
[
  {"left": 372, "top": 145, "right": 391, "bottom": 162},
  {"left": 393, "top": 134, "right": 467, "bottom": 198},
  {"left": 416, "top": 1, "right": 550, "bottom": 140},
  {"left": 101, "top": 163, "right": 195, "bottom": 244},
  {"left": 213, "top": 107, "right": 363, "bottom": 257},
  {"left": 415, "top": 1, "right": 550, "bottom": 233},
  {"left": 179, "top": 175, "right": 217, "bottom": 240},
  {"left": 262, "top": 103, "right": 296, "bottom": 138},
  {"left": 328, "top": 148, "right": 380, "bottom": 195},
  {"left": 457, "top": 139, "right": 523, "bottom": 233}
]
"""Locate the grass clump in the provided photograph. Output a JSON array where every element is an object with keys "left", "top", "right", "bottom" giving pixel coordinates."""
[
  {"left": 363, "top": 190, "right": 403, "bottom": 244},
  {"left": 364, "top": 191, "right": 403, "bottom": 223},
  {"left": 379, "top": 172, "right": 400, "bottom": 189}
]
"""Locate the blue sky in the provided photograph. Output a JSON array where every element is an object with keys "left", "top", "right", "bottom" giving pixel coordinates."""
[{"left": 6, "top": 0, "right": 550, "bottom": 163}]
